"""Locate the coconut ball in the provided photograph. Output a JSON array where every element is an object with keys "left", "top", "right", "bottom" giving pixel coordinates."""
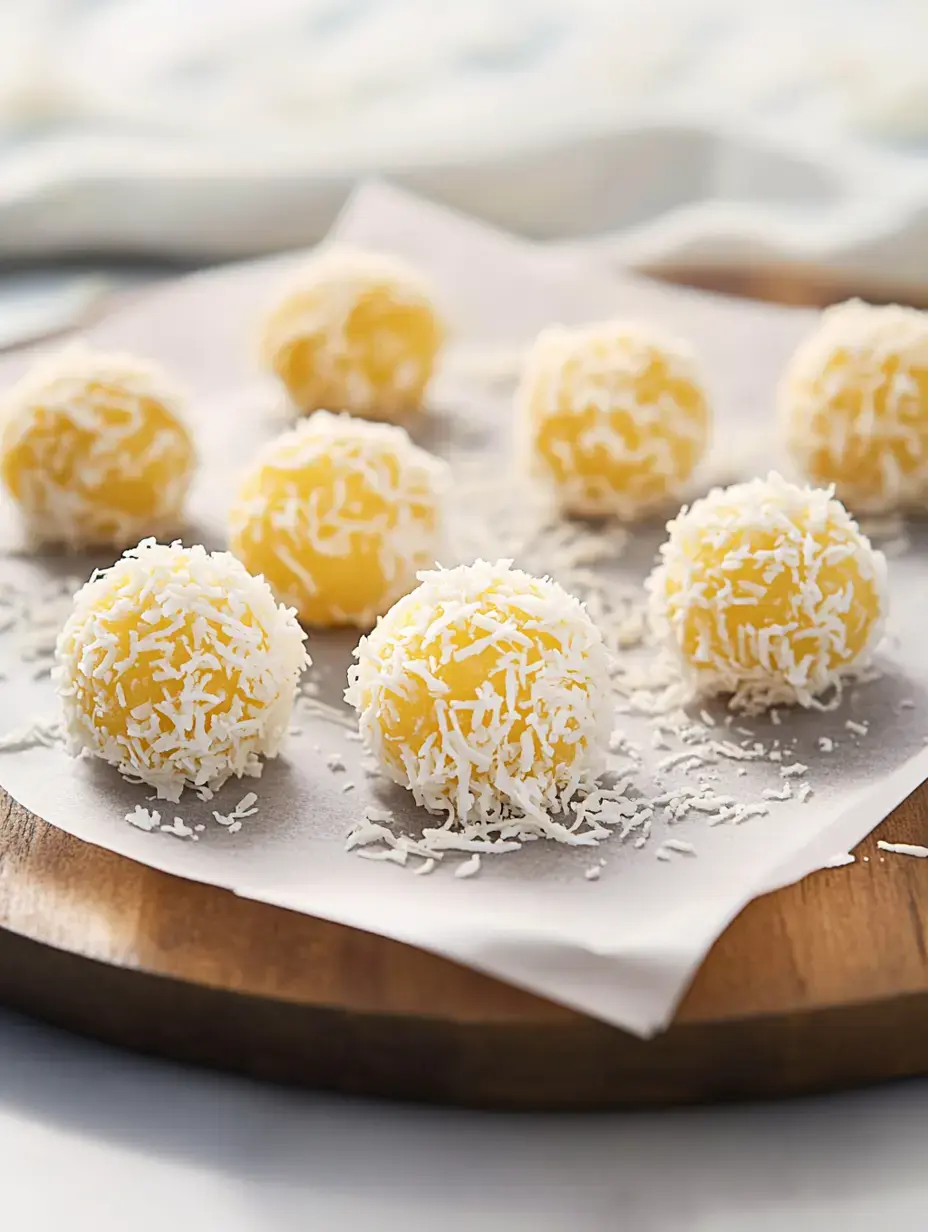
[
  {"left": 56, "top": 539, "right": 309, "bottom": 802},
  {"left": 647, "top": 473, "right": 887, "bottom": 710},
  {"left": 517, "top": 320, "right": 711, "bottom": 519},
  {"left": 0, "top": 347, "right": 196, "bottom": 548},
  {"left": 229, "top": 411, "right": 448, "bottom": 628},
  {"left": 257, "top": 246, "right": 445, "bottom": 422},
  {"left": 779, "top": 299, "right": 928, "bottom": 513},
  {"left": 346, "top": 559, "right": 612, "bottom": 829}
]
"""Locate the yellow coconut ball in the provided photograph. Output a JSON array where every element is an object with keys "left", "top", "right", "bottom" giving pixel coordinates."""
[
  {"left": 647, "top": 473, "right": 887, "bottom": 709},
  {"left": 346, "top": 559, "right": 612, "bottom": 829},
  {"left": 780, "top": 299, "right": 928, "bottom": 512},
  {"left": 229, "top": 411, "right": 448, "bottom": 628},
  {"left": 517, "top": 320, "right": 711, "bottom": 519},
  {"left": 257, "top": 246, "right": 445, "bottom": 422},
  {"left": 0, "top": 347, "right": 196, "bottom": 548},
  {"left": 56, "top": 539, "right": 309, "bottom": 802}
]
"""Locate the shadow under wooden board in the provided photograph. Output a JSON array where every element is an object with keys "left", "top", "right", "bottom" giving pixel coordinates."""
[
  {"left": 2, "top": 266, "right": 928, "bottom": 1110},
  {"left": 2, "top": 785, "right": 928, "bottom": 1110}
]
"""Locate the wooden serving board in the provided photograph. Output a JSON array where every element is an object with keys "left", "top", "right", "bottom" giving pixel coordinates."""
[
  {"left": 1, "top": 780, "right": 928, "bottom": 1110},
  {"left": 2, "top": 267, "right": 928, "bottom": 1110}
]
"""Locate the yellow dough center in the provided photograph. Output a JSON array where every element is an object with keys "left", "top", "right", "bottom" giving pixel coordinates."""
[
  {"left": 1, "top": 380, "right": 194, "bottom": 540},
  {"left": 268, "top": 283, "right": 443, "bottom": 418},
  {"left": 664, "top": 505, "right": 882, "bottom": 680},
  {"left": 372, "top": 600, "right": 583, "bottom": 783},
  {"left": 231, "top": 439, "right": 440, "bottom": 627},
  {"left": 66, "top": 582, "right": 269, "bottom": 753},
  {"left": 800, "top": 349, "right": 928, "bottom": 499}
]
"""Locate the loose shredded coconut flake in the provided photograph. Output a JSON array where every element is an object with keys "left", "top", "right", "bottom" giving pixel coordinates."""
[
  {"left": 780, "top": 762, "right": 809, "bottom": 777},
  {"left": 357, "top": 847, "right": 408, "bottom": 866},
  {"left": 660, "top": 838, "right": 697, "bottom": 855},
  {"left": 345, "top": 822, "right": 394, "bottom": 851},
  {"left": 213, "top": 792, "right": 259, "bottom": 831},
  {"left": 454, "top": 853, "right": 481, "bottom": 879},
  {"left": 732, "top": 803, "right": 770, "bottom": 823},
  {"left": 363, "top": 806, "right": 394, "bottom": 823},
  {"left": 824, "top": 852, "right": 856, "bottom": 868},
  {"left": 125, "top": 805, "right": 160, "bottom": 831},
  {"left": 762, "top": 784, "right": 792, "bottom": 801},
  {"left": 877, "top": 840, "right": 928, "bottom": 858},
  {"left": 160, "top": 817, "right": 196, "bottom": 840}
]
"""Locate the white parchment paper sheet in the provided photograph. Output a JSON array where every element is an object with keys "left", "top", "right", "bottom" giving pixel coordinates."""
[{"left": 0, "top": 182, "right": 926, "bottom": 1037}]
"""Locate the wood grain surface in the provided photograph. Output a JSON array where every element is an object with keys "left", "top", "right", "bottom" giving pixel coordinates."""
[
  {"left": 2, "top": 267, "right": 928, "bottom": 1109},
  {"left": 1, "top": 777, "right": 927, "bottom": 1109}
]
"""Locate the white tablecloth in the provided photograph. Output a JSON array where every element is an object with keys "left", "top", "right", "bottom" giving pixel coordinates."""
[
  {"left": 2, "top": 1006, "right": 926, "bottom": 1232},
  {"left": 1, "top": 0, "right": 928, "bottom": 290}
]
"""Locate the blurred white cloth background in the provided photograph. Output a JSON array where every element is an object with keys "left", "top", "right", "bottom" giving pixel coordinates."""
[{"left": 0, "top": 0, "right": 927, "bottom": 289}]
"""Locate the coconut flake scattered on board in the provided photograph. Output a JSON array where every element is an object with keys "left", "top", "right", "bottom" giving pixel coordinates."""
[
  {"left": 877, "top": 840, "right": 928, "bottom": 858},
  {"left": 126, "top": 805, "right": 161, "bottom": 832},
  {"left": 213, "top": 791, "right": 260, "bottom": 835},
  {"left": 160, "top": 817, "right": 197, "bottom": 840}
]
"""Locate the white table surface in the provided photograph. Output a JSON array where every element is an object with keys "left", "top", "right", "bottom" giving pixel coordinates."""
[{"left": 1, "top": 1005, "right": 925, "bottom": 1232}]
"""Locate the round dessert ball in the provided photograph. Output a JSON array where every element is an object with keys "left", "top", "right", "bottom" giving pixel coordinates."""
[
  {"left": 346, "top": 559, "right": 612, "bottom": 827},
  {"left": 647, "top": 472, "right": 887, "bottom": 709},
  {"left": 779, "top": 299, "right": 928, "bottom": 513},
  {"left": 0, "top": 347, "right": 196, "bottom": 548},
  {"left": 228, "top": 411, "right": 448, "bottom": 628},
  {"left": 517, "top": 320, "right": 711, "bottom": 519},
  {"left": 56, "top": 538, "right": 309, "bottom": 802},
  {"left": 257, "top": 246, "right": 445, "bottom": 422}
]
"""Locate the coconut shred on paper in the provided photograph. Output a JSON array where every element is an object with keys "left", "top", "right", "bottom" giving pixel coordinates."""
[{"left": 0, "top": 182, "right": 928, "bottom": 1037}]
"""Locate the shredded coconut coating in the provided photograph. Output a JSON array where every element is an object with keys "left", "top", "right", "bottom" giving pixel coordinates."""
[
  {"left": 257, "top": 245, "right": 445, "bottom": 422},
  {"left": 229, "top": 410, "right": 448, "bottom": 628},
  {"left": 55, "top": 538, "right": 309, "bottom": 802},
  {"left": 517, "top": 319, "right": 711, "bottom": 519},
  {"left": 779, "top": 299, "right": 928, "bottom": 513},
  {"left": 0, "top": 345, "right": 197, "bottom": 548},
  {"left": 647, "top": 472, "right": 888, "bottom": 710},
  {"left": 346, "top": 559, "right": 612, "bottom": 831}
]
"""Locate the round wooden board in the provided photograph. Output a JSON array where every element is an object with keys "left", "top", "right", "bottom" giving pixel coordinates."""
[
  {"left": 2, "top": 780, "right": 928, "bottom": 1110},
  {"left": 2, "top": 266, "right": 928, "bottom": 1110}
]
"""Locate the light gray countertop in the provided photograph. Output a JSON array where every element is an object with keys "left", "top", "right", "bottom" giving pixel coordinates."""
[{"left": 1, "top": 1006, "right": 925, "bottom": 1232}]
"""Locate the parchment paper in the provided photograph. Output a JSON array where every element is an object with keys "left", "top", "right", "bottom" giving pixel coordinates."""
[{"left": 0, "top": 181, "right": 926, "bottom": 1037}]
